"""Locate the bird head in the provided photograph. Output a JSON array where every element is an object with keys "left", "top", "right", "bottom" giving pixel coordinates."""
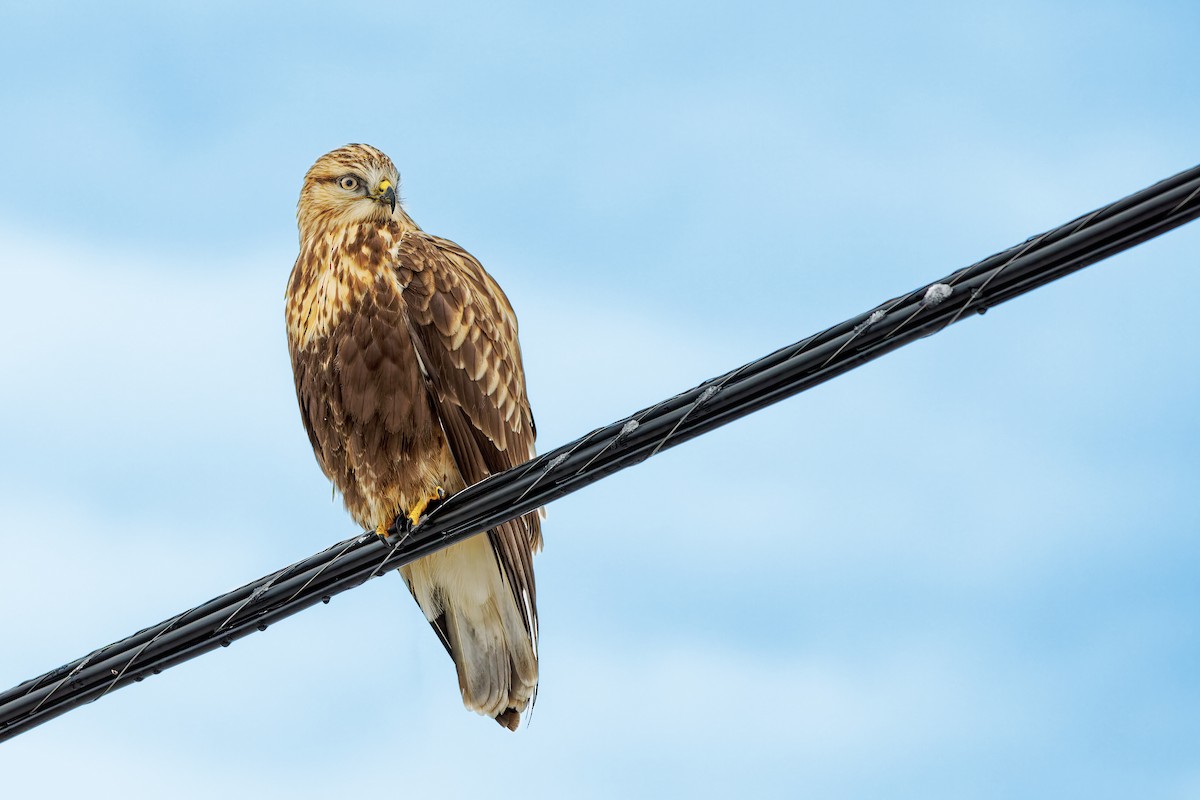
[{"left": 297, "top": 143, "right": 405, "bottom": 233}]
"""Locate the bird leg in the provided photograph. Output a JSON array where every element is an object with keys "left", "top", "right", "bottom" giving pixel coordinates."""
[{"left": 406, "top": 486, "right": 447, "bottom": 528}]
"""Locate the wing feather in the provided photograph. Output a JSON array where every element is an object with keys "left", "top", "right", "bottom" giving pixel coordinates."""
[{"left": 395, "top": 232, "right": 542, "bottom": 641}]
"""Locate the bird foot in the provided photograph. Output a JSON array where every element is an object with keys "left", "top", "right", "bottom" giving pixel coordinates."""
[
  {"left": 377, "top": 487, "right": 448, "bottom": 542},
  {"left": 406, "top": 486, "right": 447, "bottom": 528}
]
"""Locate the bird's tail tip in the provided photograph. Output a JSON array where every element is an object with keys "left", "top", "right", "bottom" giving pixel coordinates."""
[{"left": 494, "top": 707, "right": 522, "bottom": 731}]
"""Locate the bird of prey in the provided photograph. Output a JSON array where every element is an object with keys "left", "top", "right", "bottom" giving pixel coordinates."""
[{"left": 285, "top": 144, "right": 541, "bottom": 730}]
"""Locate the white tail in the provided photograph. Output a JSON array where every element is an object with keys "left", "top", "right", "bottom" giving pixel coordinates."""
[{"left": 401, "top": 532, "right": 538, "bottom": 729}]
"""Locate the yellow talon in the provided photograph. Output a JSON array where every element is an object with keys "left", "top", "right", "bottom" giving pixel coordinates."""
[{"left": 407, "top": 486, "right": 446, "bottom": 527}]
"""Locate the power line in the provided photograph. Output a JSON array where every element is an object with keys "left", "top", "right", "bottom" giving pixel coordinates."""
[{"left": 2, "top": 163, "right": 1198, "bottom": 743}]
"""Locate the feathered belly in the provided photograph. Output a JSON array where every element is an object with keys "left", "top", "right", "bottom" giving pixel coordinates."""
[{"left": 289, "top": 269, "right": 457, "bottom": 530}]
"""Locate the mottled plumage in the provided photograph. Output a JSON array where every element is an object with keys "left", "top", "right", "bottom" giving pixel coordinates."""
[{"left": 285, "top": 144, "right": 540, "bottom": 729}]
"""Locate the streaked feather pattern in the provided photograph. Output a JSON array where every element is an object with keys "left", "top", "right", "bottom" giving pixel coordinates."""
[{"left": 285, "top": 144, "right": 540, "bottom": 729}]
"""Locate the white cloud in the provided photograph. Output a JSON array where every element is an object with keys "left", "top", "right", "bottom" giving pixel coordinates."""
[{"left": 2, "top": 3, "right": 1199, "bottom": 793}]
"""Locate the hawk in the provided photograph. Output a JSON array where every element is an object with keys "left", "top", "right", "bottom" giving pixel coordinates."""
[{"left": 285, "top": 144, "right": 541, "bottom": 730}]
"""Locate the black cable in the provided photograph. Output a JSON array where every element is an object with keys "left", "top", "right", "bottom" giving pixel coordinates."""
[{"left": 3, "top": 163, "right": 1198, "bottom": 743}]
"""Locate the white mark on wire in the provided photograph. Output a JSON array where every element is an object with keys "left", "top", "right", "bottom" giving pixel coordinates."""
[
  {"left": 882, "top": 282, "right": 957, "bottom": 341},
  {"left": 651, "top": 385, "right": 720, "bottom": 456},
  {"left": 853, "top": 308, "right": 887, "bottom": 334},
  {"left": 575, "top": 416, "right": 645, "bottom": 476},
  {"left": 516, "top": 451, "right": 573, "bottom": 503},
  {"left": 923, "top": 283, "right": 953, "bottom": 306},
  {"left": 823, "top": 308, "right": 893, "bottom": 368},
  {"left": 524, "top": 425, "right": 604, "bottom": 478},
  {"left": 217, "top": 580, "right": 275, "bottom": 633}
]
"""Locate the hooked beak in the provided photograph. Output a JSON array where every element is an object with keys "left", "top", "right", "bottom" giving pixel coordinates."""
[{"left": 375, "top": 179, "right": 397, "bottom": 213}]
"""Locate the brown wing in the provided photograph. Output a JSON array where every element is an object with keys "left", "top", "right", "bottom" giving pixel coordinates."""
[{"left": 395, "top": 231, "right": 541, "bottom": 641}]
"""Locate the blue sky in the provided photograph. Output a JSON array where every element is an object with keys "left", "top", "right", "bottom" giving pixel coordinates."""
[{"left": 1, "top": 1, "right": 1198, "bottom": 797}]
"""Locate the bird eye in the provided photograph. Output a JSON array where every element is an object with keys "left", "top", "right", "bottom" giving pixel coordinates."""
[{"left": 337, "top": 175, "right": 360, "bottom": 191}]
